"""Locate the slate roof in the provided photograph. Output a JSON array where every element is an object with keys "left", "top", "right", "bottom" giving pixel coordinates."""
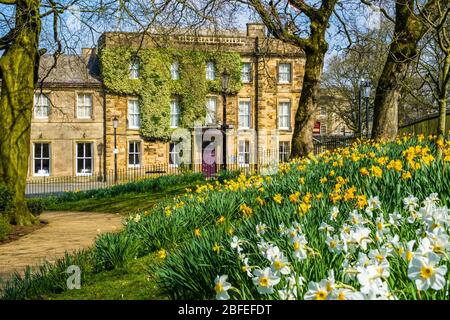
[{"left": 38, "top": 52, "right": 101, "bottom": 87}]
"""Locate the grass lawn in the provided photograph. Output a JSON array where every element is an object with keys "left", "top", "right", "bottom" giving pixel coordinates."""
[
  {"left": 38, "top": 182, "right": 200, "bottom": 300},
  {"left": 45, "top": 184, "right": 192, "bottom": 214},
  {"left": 45, "top": 255, "right": 167, "bottom": 300}
]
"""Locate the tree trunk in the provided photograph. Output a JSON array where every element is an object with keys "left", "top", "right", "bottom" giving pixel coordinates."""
[
  {"left": 437, "top": 54, "right": 450, "bottom": 139},
  {"left": 0, "top": 0, "right": 41, "bottom": 226},
  {"left": 290, "top": 48, "right": 326, "bottom": 158},
  {"left": 371, "top": 0, "right": 435, "bottom": 141}
]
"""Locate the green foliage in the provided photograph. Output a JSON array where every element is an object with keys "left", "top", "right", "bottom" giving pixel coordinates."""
[
  {"left": 93, "top": 233, "right": 139, "bottom": 271},
  {"left": 44, "top": 173, "right": 204, "bottom": 205},
  {"left": 0, "top": 250, "right": 92, "bottom": 300},
  {"left": 27, "top": 198, "right": 45, "bottom": 216},
  {"left": 100, "top": 48, "right": 243, "bottom": 140}
]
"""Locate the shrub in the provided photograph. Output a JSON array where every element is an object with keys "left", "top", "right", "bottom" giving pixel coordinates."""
[
  {"left": 27, "top": 198, "right": 45, "bottom": 216},
  {"left": 92, "top": 233, "right": 139, "bottom": 271},
  {"left": 0, "top": 214, "right": 11, "bottom": 241}
]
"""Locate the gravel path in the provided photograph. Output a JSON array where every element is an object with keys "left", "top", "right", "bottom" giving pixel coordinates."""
[{"left": 0, "top": 212, "right": 123, "bottom": 281}]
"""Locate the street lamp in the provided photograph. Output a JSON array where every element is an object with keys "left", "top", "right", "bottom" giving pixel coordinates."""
[
  {"left": 362, "top": 80, "right": 371, "bottom": 138},
  {"left": 112, "top": 116, "right": 119, "bottom": 183},
  {"left": 221, "top": 69, "right": 230, "bottom": 172}
]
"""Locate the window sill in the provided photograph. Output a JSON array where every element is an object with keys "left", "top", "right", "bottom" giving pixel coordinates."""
[
  {"left": 128, "top": 165, "right": 141, "bottom": 169},
  {"left": 169, "top": 164, "right": 180, "bottom": 168},
  {"left": 33, "top": 174, "right": 50, "bottom": 177},
  {"left": 76, "top": 173, "right": 93, "bottom": 177}
]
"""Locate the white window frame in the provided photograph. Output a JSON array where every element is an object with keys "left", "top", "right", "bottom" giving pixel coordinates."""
[
  {"left": 242, "top": 62, "right": 252, "bottom": 84},
  {"left": 130, "top": 58, "right": 140, "bottom": 79},
  {"left": 278, "top": 63, "right": 292, "bottom": 84},
  {"left": 170, "top": 98, "right": 180, "bottom": 128},
  {"left": 76, "top": 142, "right": 93, "bottom": 176},
  {"left": 238, "top": 140, "right": 250, "bottom": 167},
  {"left": 206, "top": 97, "right": 217, "bottom": 125},
  {"left": 128, "top": 141, "right": 141, "bottom": 168},
  {"left": 169, "top": 142, "right": 181, "bottom": 168},
  {"left": 77, "top": 93, "right": 93, "bottom": 119},
  {"left": 33, "top": 143, "right": 51, "bottom": 177},
  {"left": 34, "top": 93, "right": 50, "bottom": 119},
  {"left": 171, "top": 61, "right": 180, "bottom": 80},
  {"left": 321, "top": 123, "right": 327, "bottom": 136},
  {"left": 238, "top": 100, "right": 251, "bottom": 129},
  {"left": 278, "top": 101, "right": 291, "bottom": 130},
  {"left": 206, "top": 61, "right": 216, "bottom": 80},
  {"left": 128, "top": 99, "right": 140, "bottom": 129},
  {"left": 279, "top": 141, "right": 290, "bottom": 163}
]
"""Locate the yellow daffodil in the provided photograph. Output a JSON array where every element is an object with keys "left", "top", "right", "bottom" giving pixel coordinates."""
[
  {"left": 298, "top": 202, "right": 311, "bottom": 216},
  {"left": 356, "top": 195, "right": 368, "bottom": 209},
  {"left": 216, "top": 215, "right": 225, "bottom": 224},
  {"left": 273, "top": 194, "right": 283, "bottom": 204},
  {"left": 157, "top": 249, "right": 167, "bottom": 260},
  {"left": 289, "top": 192, "right": 300, "bottom": 203},
  {"left": 212, "top": 243, "right": 221, "bottom": 253},
  {"left": 359, "top": 167, "right": 369, "bottom": 176},
  {"left": 320, "top": 176, "right": 328, "bottom": 184},
  {"left": 402, "top": 171, "right": 412, "bottom": 180},
  {"left": 240, "top": 204, "right": 253, "bottom": 218},
  {"left": 371, "top": 165, "right": 383, "bottom": 178},
  {"left": 194, "top": 228, "right": 201, "bottom": 237}
]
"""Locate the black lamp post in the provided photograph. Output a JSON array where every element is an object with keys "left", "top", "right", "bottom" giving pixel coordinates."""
[
  {"left": 221, "top": 69, "right": 230, "bottom": 172},
  {"left": 362, "top": 80, "right": 371, "bottom": 138},
  {"left": 358, "top": 79, "right": 363, "bottom": 139},
  {"left": 112, "top": 116, "right": 119, "bottom": 183}
]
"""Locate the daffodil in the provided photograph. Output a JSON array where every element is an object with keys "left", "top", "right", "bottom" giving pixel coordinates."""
[
  {"left": 212, "top": 243, "right": 221, "bottom": 253},
  {"left": 214, "top": 275, "right": 231, "bottom": 300},
  {"left": 194, "top": 228, "right": 201, "bottom": 237},
  {"left": 407, "top": 252, "right": 447, "bottom": 291},
  {"left": 304, "top": 280, "right": 329, "bottom": 300},
  {"left": 273, "top": 194, "right": 283, "bottom": 204},
  {"left": 252, "top": 268, "right": 281, "bottom": 294},
  {"left": 157, "top": 249, "right": 167, "bottom": 260},
  {"left": 256, "top": 223, "right": 268, "bottom": 236}
]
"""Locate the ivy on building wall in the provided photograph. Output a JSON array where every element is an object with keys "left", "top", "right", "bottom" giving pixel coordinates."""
[{"left": 100, "top": 48, "right": 243, "bottom": 141}]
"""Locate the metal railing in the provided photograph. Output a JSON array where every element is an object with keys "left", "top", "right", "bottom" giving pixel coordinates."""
[
  {"left": 25, "top": 150, "right": 281, "bottom": 197},
  {"left": 313, "top": 135, "right": 356, "bottom": 155}
]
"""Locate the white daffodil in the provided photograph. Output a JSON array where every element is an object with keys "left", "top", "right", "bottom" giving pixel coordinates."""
[
  {"left": 278, "top": 287, "right": 297, "bottom": 300},
  {"left": 362, "top": 280, "right": 393, "bottom": 300},
  {"left": 270, "top": 254, "right": 291, "bottom": 275},
  {"left": 424, "top": 208, "right": 449, "bottom": 232},
  {"left": 407, "top": 252, "right": 447, "bottom": 291},
  {"left": 329, "top": 288, "right": 365, "bottom": 300},
  {"left": 292, "top": 235, "right": 308, "bottom": 261},
  {"left": 422, "top": 193, "right": 440, "bottom": 209},
  {"left": 368, "top": 248, "right": 391, "bottom": 265},
  {"left": 388, "top": 211, "right": 403, "bottom": 227},
  {"left": 349, "top": 211, "right": 365, "bottom": 226},
  {"left": 252, "top": 267, "right": 281, "bottom": 294},
  {"left": 257, "top": 240, "right": 271, "bottom": 257},
  {"left": 241, "top": 257, "right": 253, "bottom": 277},
  {"left": 416, "top": 237, "right": 433, "bottom": 256},
  {"left": 214, "top": 275, "right": 231, "bottom": 300},
  {"left": 330, "top": 206, "right": 339, "bottom": 221},
  {"left": 350, "top": 226, "right": 372, "bottom": 251},
  {"left": 319, "top": 222, "right": 335, "bottom": 234},
  {"left": 133, "top": 214, "right": 141, "bottom": 223},
  {"left": 278, "top": 223, "right": 287, "bottom": 235},
  {"left": 366, "top": 196, "right": 381, "bottom": 215},
  {"left": 403, "top": 195, "right": 419, "bottom": 212},
  {"left": 230, "top": 236, "right": 244, "bottom": 253},
  {"left": 265, "top": 245, "right": 282, "bottom": 261},
  {"left": 401, "top": 240, "right": 416, "bottom": 263},
  {"left": 375, "top": 215, "right": 389, "bottom": 235},
  {"left": 357, "top": 267, "right": 390, "bottom": 296},
  {"left": 326, "top": 235, "right": 343, "bottom": 254},
  {"left": 304, "top": 279, "right": 330, "bottom": 300},
  {"left": 256, "top": 223, "right": 268, "bottom": 236},
  {"left": 426, "top": 230, "right": 450, "bottom": 256}
]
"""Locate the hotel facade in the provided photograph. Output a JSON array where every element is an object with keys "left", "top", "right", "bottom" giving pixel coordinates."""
[{"left": 28, "top": 24, "right": 349, "bottom": 179}]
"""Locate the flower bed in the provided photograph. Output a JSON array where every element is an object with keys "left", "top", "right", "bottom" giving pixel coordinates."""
[{"left": 128, "top": 135, "right": 450, "bottom": 300}]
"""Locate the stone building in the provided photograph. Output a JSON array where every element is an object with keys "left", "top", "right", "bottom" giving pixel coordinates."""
[
  {"left": 100, "top": 24, "right": 304, "bottom": 175},
  {"left": 29, "top": 52, "right": 105, "bottom": 178},
  {"left": 27, "top": 23, "right": 347, "bottom": 179}
]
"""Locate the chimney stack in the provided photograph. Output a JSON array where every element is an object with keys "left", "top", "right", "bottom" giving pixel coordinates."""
[{"left": 246, "top": 23, "right": 267, "bottom": 38}]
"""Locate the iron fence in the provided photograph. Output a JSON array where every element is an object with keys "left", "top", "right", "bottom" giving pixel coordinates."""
[
  {"left": 26, "top": 150, "right": 281, "bottom": 197},
  {"left": 313, "top": 135, "right": 356, "bottom": 155}
]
